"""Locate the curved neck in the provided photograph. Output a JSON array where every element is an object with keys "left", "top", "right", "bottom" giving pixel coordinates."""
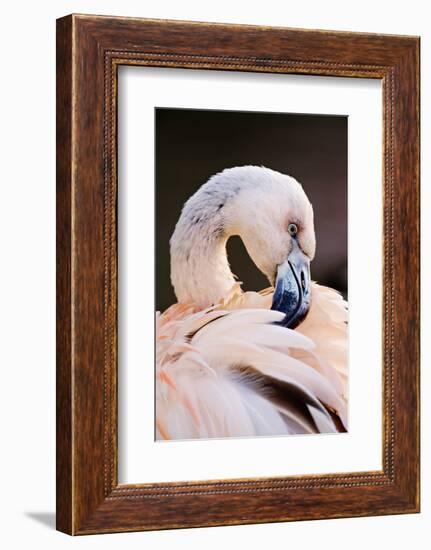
[
  {"left": 170, "top": 217, "right": 237, "bottom": 309},
  {"left": 169, "top": 171, "right": 252, "bottom": 308}
]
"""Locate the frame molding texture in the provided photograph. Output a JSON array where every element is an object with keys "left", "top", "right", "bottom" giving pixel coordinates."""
[{"left": 56, "top": 14, "right": 420, "bottom": 535}]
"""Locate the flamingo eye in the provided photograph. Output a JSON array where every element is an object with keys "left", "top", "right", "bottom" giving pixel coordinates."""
[{"left": 288, "top": 223, "right": 298, "bottom": 237}]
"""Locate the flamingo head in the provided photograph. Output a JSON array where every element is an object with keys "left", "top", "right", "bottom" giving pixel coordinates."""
[{"left": 222, "top": 166, "right": 316, "bottom": 328}]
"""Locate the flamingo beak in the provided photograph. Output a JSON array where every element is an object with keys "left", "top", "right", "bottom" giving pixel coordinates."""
[{"left": 271, "top": 240, "right": 311, "bottom": 329}]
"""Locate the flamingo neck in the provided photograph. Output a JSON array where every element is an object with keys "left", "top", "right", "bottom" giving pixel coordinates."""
[
  {"left": 169, "top": 170, "right": 253, "bottom": 309},
  {"left": 170, "top": 218, "right": 236, "bottom": 309}
]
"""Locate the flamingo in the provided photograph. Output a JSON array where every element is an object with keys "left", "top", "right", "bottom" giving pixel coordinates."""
[{"left": 156, "top": 166, "right": 347, "bottom": 440}]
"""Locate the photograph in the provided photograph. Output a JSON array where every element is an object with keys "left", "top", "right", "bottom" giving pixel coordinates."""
[{"left": 155, "top": 107, "right": 348, "bottom": 441}]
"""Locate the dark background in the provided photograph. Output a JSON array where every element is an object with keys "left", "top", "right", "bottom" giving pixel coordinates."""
[{"left": 155, "top": 108, "right": 347, "bottom": 312}]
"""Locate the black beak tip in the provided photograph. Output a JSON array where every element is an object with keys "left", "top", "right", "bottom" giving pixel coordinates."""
[{"left": 271, "top": 260, "right": 311, "bottom": 329}]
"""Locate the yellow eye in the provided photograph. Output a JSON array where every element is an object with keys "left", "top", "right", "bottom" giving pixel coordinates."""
[{"left": 288, "top": 223, "right": 298, "bottom": 236}]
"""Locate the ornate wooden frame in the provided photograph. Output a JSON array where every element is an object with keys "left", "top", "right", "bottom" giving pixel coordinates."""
[{"left": 56, "top": 14, "right": 420, "bottom": 535}]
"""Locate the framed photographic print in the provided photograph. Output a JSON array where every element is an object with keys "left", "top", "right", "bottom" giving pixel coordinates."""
[{"left": 56, "top": 14, "right": 420, "bottom": 534}]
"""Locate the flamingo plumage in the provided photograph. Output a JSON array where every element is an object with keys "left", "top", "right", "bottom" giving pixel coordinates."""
[{"left": 156, "top": 166, "right": 347, "bottom": 440}]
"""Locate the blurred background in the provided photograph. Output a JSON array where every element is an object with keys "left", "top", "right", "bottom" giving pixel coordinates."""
[{"left": 156, "top": 108, "right": 347, "bottom": 312}]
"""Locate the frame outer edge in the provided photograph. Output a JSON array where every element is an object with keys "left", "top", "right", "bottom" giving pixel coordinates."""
[
  {"left": 56, "top": 14, "right": 74, "bottom": 535},
  {"left": 392, "top": 38, "right": 420, "bottom": 511}
]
